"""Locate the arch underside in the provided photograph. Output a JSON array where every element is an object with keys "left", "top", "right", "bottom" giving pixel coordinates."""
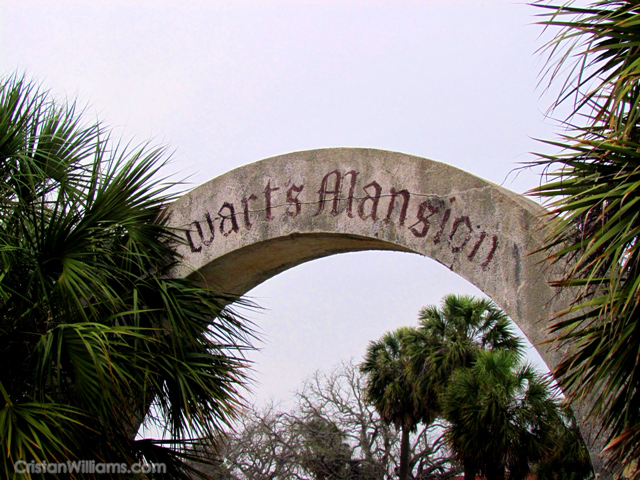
[{"left": 188, "top": 233, "right": 413, "bottom": 295}]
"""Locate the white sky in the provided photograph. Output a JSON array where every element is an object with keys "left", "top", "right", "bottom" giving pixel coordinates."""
[{"left": 1, "top": 1, "right": 565, "bottom": 411}]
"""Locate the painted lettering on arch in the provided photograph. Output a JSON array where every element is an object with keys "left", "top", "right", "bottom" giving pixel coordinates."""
[{"left": 182, "top": 169, "right": 500, "bottom": 270}]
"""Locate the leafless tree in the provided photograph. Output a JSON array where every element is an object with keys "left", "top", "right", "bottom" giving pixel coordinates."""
[{"left": 192, "top": 359, "right": 457, "bottom": 479}]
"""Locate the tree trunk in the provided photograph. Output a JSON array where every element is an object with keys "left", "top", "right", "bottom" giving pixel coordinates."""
[
  {"left": 463, "top": 458, "right": 476, "bottom": 480},
  {"left": 485, "top": 464, "right": 496, "bottom": 480},
  {"left": 399, "top": 423, "right": 411, "bottom": 480},
  {"left": 485, "top": 463, "right": 505, "bottom": 480}
]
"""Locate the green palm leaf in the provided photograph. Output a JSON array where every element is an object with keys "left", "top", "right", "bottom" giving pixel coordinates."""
[
  {"left": 0, "top": 74, "right": 257, "bottom": 478},
  {"left": 530, "top": 1, "right": 640, "bottom": 474}
]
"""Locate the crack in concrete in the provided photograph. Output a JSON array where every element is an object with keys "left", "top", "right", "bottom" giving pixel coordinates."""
[{"left": 173, "top": 188, "right": 499, "bottom": 229}]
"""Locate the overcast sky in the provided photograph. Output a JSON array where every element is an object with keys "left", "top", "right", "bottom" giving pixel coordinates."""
[{"left": 1, "top": 1, "right": 565, "bottom": 415}]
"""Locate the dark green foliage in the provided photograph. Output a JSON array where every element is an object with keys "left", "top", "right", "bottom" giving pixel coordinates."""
[
  {"left": 361, "top": 328, "right": 436, "bottom": 480},
  {"left": 443, "top": 350, "right": 563, "bottom": 480},
  {"left": 530, "top": 1, "right": 640, "bottom": 472},
  {"left": 0, "top": 75, "right": 255, "bottom": 478},
  {"left": 408, "top": 294, "right": 524, "bottom": 393},
  {"left": 361, "top": 296, "right": 524, "bottom": 480},
  {"left": 535, "top": 407, "right": 595, "bottom": 480},
  {"left": 362, "top": 295, "right": 592, "bottom": 480},
  {"left": 361, "top": 328, "right": 433, "bottom": 430}
]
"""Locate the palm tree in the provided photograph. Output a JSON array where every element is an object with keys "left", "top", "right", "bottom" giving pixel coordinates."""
[
  {"left": 529, "top": 1, "right": 640, "bottom": 473},
  {"left": 405, "top": 294, "right": 523, "bottom": 480},
  {"left": 442, "top": 350, "right": 562, "bottom": 480},
  {"left": 0, "top": 75, "right": 255, "bottom": 478},
  {"left": 534, "top": 406, "right": 594, "bottom": 480},
  {"left": 360, "top": 327, "right": 437, "bottom": 480},
  {"left": 412, "top": 294, "right": 523, "bottom": 374}
]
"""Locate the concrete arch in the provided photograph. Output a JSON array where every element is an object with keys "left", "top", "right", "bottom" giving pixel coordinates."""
[
  {"left": 169, "top": 148, "right": 561, "bottom": 364},
  {"left": 167, "top": 148, "right": 602, "bottom": 468}
]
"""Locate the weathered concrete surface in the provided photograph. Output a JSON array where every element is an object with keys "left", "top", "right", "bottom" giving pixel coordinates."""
[{"left": 167, "top": 148, "right": 606, "bottom": 473}]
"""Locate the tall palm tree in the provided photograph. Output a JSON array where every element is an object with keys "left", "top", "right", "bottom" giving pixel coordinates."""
[
  {"left": 0, "top": 75, "right": 255, "bottom": 478},
  {"left": 529, "top": 1, "right": 640, "bottom": 473},
  {"left": 360, "top": 327, "right": 437, "bottom": 480},
  {"left": 442, "top": 350, "right": 562, "bottom": 480},
  {"left": 406, "top": 294, "right": 523, "bottom": 480}
]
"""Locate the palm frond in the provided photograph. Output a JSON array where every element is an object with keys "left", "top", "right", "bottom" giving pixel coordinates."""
[
  {"left": 530, "top": 1, "right": 640, "bottom": 473},
  {"left": 0, "top": 74, "right": 258, "bottom": 478}
]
